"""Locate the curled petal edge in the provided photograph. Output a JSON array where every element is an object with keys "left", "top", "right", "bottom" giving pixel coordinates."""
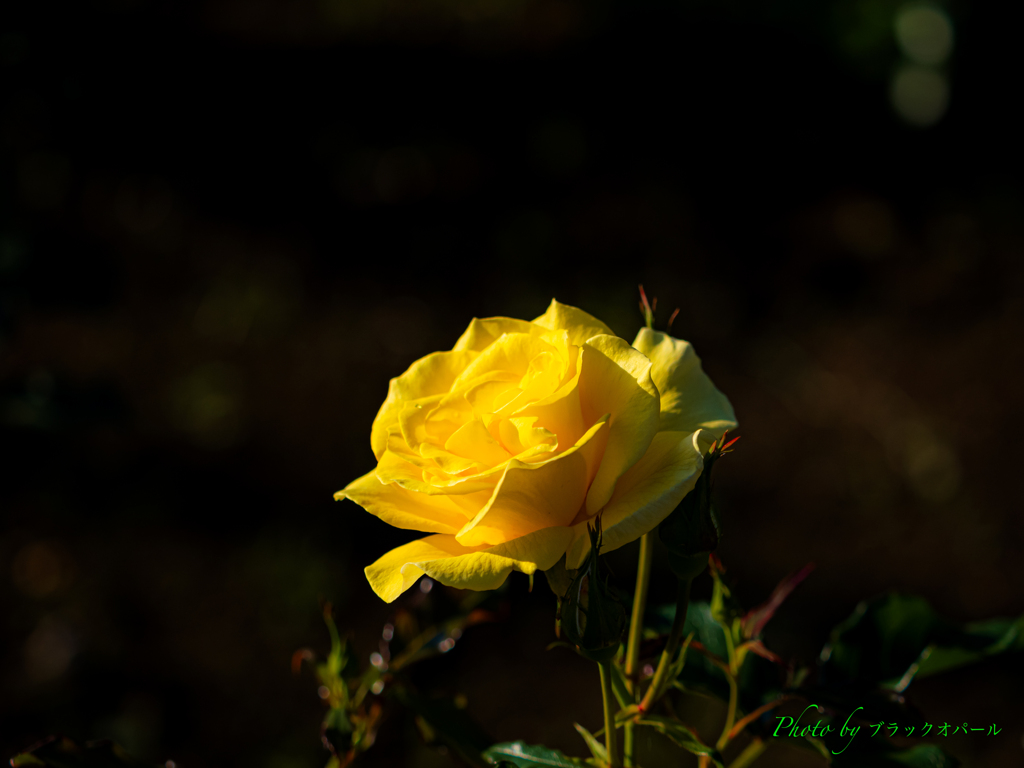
[{"left": 365, "top": 526, "right": 575, "bottom": 603}]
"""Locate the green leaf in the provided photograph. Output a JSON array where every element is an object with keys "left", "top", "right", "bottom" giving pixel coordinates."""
[
  {"left": 483, "top": 741, "right": 590, "bottom": 767},
  {"left": 9, "top": 738, "right": 155, "bottom": 768},
  {"left": 650, "top": 602, "right": 728, "bottom": 658},
  {"left": 821, "top": 594, "right": 939, "bottom": 688},
  {"left": 820, "top": 593, "right": 1024, "bottom": 691},
  {"left": 573, "top": 723, "right": 608, "bottom": 764},
  {"left": 633, "top": 715, "right": 721, "bottom": 764},
  {"left": 913, "top": 614, "right": 1024, "bottom": 681}
]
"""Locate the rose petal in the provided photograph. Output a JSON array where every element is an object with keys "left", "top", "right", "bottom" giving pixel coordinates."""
[
  {"left": 514, "top": 346, "right": 586, "bottom": 452},
  {"left": 565, "top": 430, "right": 704, "bottom": 569},
  {"left": 452, "top": 333, "right": 558, "bottom": 391},
  {"left": 454, "top": 417, "right": 609, "bottom": 547},
  {"left": 632, "top": 328, "right": 737, "bottom": 448},
  {"left": 533, "top": 298, "right": 615, "bottom": 347},
  {"left": 578, "top": 334, "right": 661, "bottom": 516},
  {"left": 445, "top": 417, "right": 512, "bottom": 466},
  {"left": 452, "top": 317, "right": 539, "bottom": 352},
  {"left": 370, "top": 350, "right": 478, "bottom": 460},
  {"left": 375, "top": 448, "right": 500, "bottom": 495},
  {"left": 364, "top": 526, "right": 575, "bottom": 603},
  {"left": 336, "top": 470, "right": 473, "bottom": 535}
]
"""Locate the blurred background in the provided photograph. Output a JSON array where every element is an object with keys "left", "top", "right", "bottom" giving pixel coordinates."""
[{"left": 2, "top": 0, "right": 1023, "bottom": 766}]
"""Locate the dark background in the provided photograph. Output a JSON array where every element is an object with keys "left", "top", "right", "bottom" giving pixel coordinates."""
[{"left": 2, "top": 0, "right": 1022, "bottom": 766}]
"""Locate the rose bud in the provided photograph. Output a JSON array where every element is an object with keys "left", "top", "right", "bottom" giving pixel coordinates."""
[
  {"left": 658, "top": 433, "right": 738, "bottom": 581},
  {"left": 559, "top": 517, "right": 627, "bottom": 663}
]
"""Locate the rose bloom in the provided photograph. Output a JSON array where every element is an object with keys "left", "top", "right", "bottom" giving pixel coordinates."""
[{"left": 337, "top": 300, "right": 736, "bottom": 602}]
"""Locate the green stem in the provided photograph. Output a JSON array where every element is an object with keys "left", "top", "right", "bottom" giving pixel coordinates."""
[
  {"left": 625, "top": 532, "right": 654, "bottom": 689},
  {"left": 727, "top": 737, "right": 766, "bottom": 768},
  {"left": 623, "top": 533, "right": 654, "bottom": 767},
  {"left": 623, "top": 724, "right": 635, "bottom": 768},
  {"left": 639, "top": 577, "right": 692, "bottom": 713},
  {"left": 715, "top": 670, "right": 739, "bottom": 751},
  {"left": 716, "top": 623, "right": 740, "bottom": 751},
  {"left": 599, "top": 661, "right": 622, "bottom": 768}
]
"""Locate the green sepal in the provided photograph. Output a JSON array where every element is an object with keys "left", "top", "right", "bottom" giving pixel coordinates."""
[
  {"left": 545, "top": 555, "right": 578, "bottom": 639},
  {"left": 543, "top": 555, "right": 576, "bottom": 599}
]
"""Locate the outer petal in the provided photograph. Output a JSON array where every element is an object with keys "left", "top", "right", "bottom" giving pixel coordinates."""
[
  {"left": 454, "top": 417, "right": 609, "bottom": 547},
  {"left": 335, "top": 470, "right": 472, "bottom": 535},
  {"left": 632, "top": 328, "right": 737, "bottom": 448},
  {"left": 565, "top": 430, "right": 704, "bottom": 569},
  {"left": 370, "top": 350, "right": 478, "bottom": 460},
  {"left": 365, "top": 526, "right": 574, "bottom": 603},
  {"left": 452, "top": 317, "right": 540, "bottom": 352},
  {"left": 578, "top": 335, "right": 661, "bottom": 516},
  {"left": 532, "top": 299, "right": 615, "bottom": 347}
]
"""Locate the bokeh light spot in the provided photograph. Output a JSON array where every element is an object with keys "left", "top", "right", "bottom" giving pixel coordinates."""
[
  {"left": 890, "top": 65, "right": 949, "bottom": 126},
  {"left": 895, "top": 5, "right": 954, "bottom": 65},
  {"left": 24, "top": 616, "right": 76, "bottom": 682},
  {"left": 12, "top": 541, "right": 73, "bottom": 598}
]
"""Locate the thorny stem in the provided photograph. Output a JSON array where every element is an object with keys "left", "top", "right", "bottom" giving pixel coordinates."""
[
  {"left": 639, "top": 577, "right": 692, "bottom": 713},
  {"left": 716, "top": 670, "right": 739, "bottom": 751},
  {"left": 716, "top": 624, "right": 740, "bottom": 751},
  {"left": 625, "top": 533, "right": 655, "bottom": 690},
  {"left": 599, "top": 661, "right": 622, "bottom": 768},
  {"left": 623, "top": 532, "right": 655, "bottom": 766}
]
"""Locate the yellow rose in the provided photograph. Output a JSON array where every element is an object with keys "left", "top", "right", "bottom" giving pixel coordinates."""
[{"left": 336, "top": 300, "right": 736, "bottom": 603}]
